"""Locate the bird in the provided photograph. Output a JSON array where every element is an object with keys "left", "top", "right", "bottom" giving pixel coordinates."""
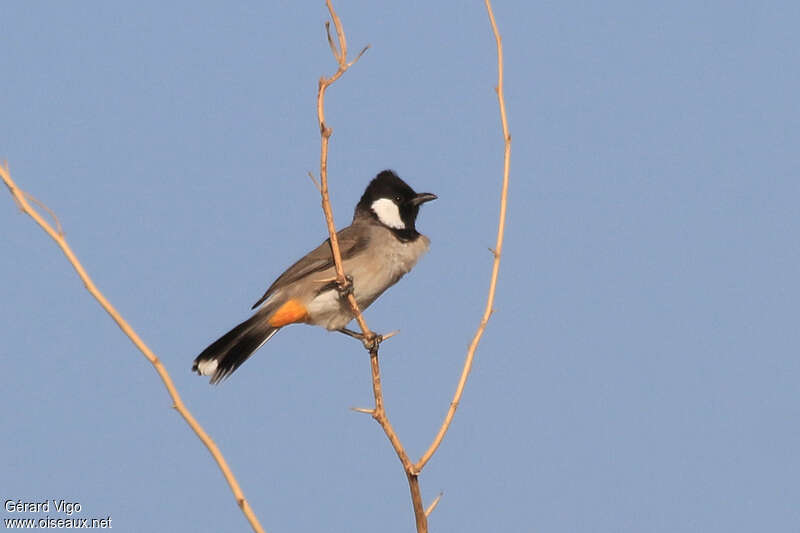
[{"left": 192, "top": 169, "right": 437, "bottom": 384}]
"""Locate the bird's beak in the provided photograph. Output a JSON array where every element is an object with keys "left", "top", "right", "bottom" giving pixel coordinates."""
[{"left": 410, "top": 192, "right": 437, "bottom": 206}]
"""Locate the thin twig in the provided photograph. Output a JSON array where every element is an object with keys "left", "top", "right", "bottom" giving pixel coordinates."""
[
  {"left": 315, "top": 1, "right": 510, "bottom": 529},
  {"left": 425, "top": 492, "right": 443, "bottom": 517},
  {"left": 367, "top": 347, "right": 416, "bottom": 473},
  {"left": 0, "top": 163, "right": 267, "bottom": 533},
  {"left": 348, "top": 45, "right": 371, "bottom": 68},
  {"left": 416, "top": 0, "right": 511, "bottom": 472},
  {"left": 325, "top": 22, "right": 340, "bottom": 63},
  {"left": 316, "top": 0, "right": 372, "bottom": 339},
  {"left": 23, "top": 191, "right": 65, "bottom": 236},
  {"left": 328, "top": 1, "right": 348, "bottom": 63},
  {"left": 380, "top": 329, "right": 400, "bottom": 342},
  {"left": 307, "top": 171, "right": 322, "bottom": 193}
]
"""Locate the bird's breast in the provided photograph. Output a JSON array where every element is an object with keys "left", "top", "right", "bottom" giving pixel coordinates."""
[{"left": 349, "top": 232, "right": 430, "bottom": 304}]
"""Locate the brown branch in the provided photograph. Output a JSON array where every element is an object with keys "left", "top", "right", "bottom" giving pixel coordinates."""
[
  {"left": 314, "top": 1, "right": 510, "bottom": 529},
  {"left": 407, "top": 473, "right": 427, "bottom": 532},
  {"left": 316, "top": 0, "right": 371, "bottom": 338},
  {"left": 425, "top": 492, "right": 443, "bottom": 517},
  {"left": 415, "top": 0, "right": 511, "bottom": 472},
  {"left": 23, "top": 191, "right": 65, "bottom": 235},
  {"left": 1, "top": 163, "right": 267, "bottom": 533},
  {"left": 313, "top": 2, "right": 429, "bottom": 531},
  {"left": 368, "top": 346, "right": 415, "bottom": 473},
  {"left": 307, "top": 171, "right": 322, "bottom": 193}
]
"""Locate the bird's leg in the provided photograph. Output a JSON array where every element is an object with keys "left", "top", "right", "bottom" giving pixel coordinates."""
[
  {"left": 337, "top": 327, "right": 364, "bottom": 340},
  {"left": 336, "top": 274, "right": 354, "bottom": 299},
  {"left": 337, "top": 327, "right": 385, "bottom": 351}
]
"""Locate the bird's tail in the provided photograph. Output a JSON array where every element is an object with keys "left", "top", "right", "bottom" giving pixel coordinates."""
[{"left": 192, "top": 309, "right": 279, "bottom": 384}]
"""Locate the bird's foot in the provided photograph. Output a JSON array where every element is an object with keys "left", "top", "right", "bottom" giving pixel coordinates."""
[
  {"left": 337, "top": 274, "right": 354, "bottom": 299},
  {"left": 361, "top": 333, "right": 383, "bottom": 352},
  {"left": 337, "top": 328, "right": 398, "bottom": 351}
]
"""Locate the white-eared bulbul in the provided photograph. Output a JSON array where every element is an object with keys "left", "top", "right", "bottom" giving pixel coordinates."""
[{"left": 192, "top": 170, "right": 436, "bottom": 383}]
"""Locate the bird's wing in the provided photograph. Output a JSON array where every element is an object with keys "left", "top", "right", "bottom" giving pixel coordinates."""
[{"left": 251, "top": 224, "right": 371, "bottom": 310}]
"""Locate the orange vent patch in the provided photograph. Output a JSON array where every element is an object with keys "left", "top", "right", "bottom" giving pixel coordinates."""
[{"left": 268, "top": 299, "right": 309, "bottom": 327}]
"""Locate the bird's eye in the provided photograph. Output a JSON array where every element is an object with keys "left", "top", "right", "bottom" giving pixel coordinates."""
[{"left": 394, "top": 196, "right": 402, "bottom": 203}]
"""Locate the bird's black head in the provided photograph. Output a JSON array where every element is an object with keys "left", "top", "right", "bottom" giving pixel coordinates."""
[{"left": 355, "top": 170, "right": 437, "bottom": 240}]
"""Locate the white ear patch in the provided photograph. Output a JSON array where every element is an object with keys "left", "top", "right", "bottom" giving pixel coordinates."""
[{"left": 370, "top": 198, "right": 405, "bottom": 229}]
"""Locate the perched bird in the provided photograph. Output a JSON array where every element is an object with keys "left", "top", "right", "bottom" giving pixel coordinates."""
[{"left": 192, "top": 170, "right": 437, "bottom": 384}]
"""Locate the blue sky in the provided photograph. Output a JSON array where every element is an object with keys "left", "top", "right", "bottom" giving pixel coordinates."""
[{"left": 2, "top": 2, "right": 799, "bottom": 532}]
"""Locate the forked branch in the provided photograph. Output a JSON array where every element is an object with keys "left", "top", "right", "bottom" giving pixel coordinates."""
[
  {"left": 1, "top": 163, "right": 267, "bottom": 533},
  {"left": 313, "top": 1, "right": 428, "bottom": 530},
  {"left": 314, "top": 1, "right": 510, "bottom": 531}
]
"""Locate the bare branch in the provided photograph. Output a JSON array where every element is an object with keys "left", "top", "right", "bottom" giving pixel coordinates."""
[
  {"left": 314, "top": 1, "right": 510, "bottom": 529},
  {"left": 316, "top": 2, "right": 371, "bottom": 339},
  {"left": 425, "top": 492, "right": 443, "bottom": 517},
  {"left": 307, "top": 171, "right": 322, "bottom": 193},
  {"left": 0, "top": 163, "right": 267, "bottom": 533},
  {"left": 22, "top": 191, "right": 65, "bottom": 236},
  {"left": 324, "top": 21, "right": 340, "bottom": 63},
  {"left": 313, "top": 2, "right": 427, "bottom": 530},
  {"left": 407, "top": 474, "right": 427, "bottom": 532},
  {"left": 326, "top": 0, "right": 348, "bottom": 66},
  {"left": 416, "top": 0, "right": 511, "bottom": 473},
  {"left": 347, "top": 44, "right": 371, "bottom": 68},
  {"left": 366, "top": 348, "right": 417, "bottom": 474},
  {"left": 380, "top": 329, "right": 400, "bottom": 342}
]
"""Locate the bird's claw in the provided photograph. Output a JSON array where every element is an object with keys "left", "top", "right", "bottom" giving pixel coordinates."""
[
  {"left": 337, "top": 327, "right": 388, "bottom": 352},
  {"left": 361, "top": 333, "right": 383, "bottom": 352},
  {"left": 337, "top": 274, "right": 354, "bottom": 299}
]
